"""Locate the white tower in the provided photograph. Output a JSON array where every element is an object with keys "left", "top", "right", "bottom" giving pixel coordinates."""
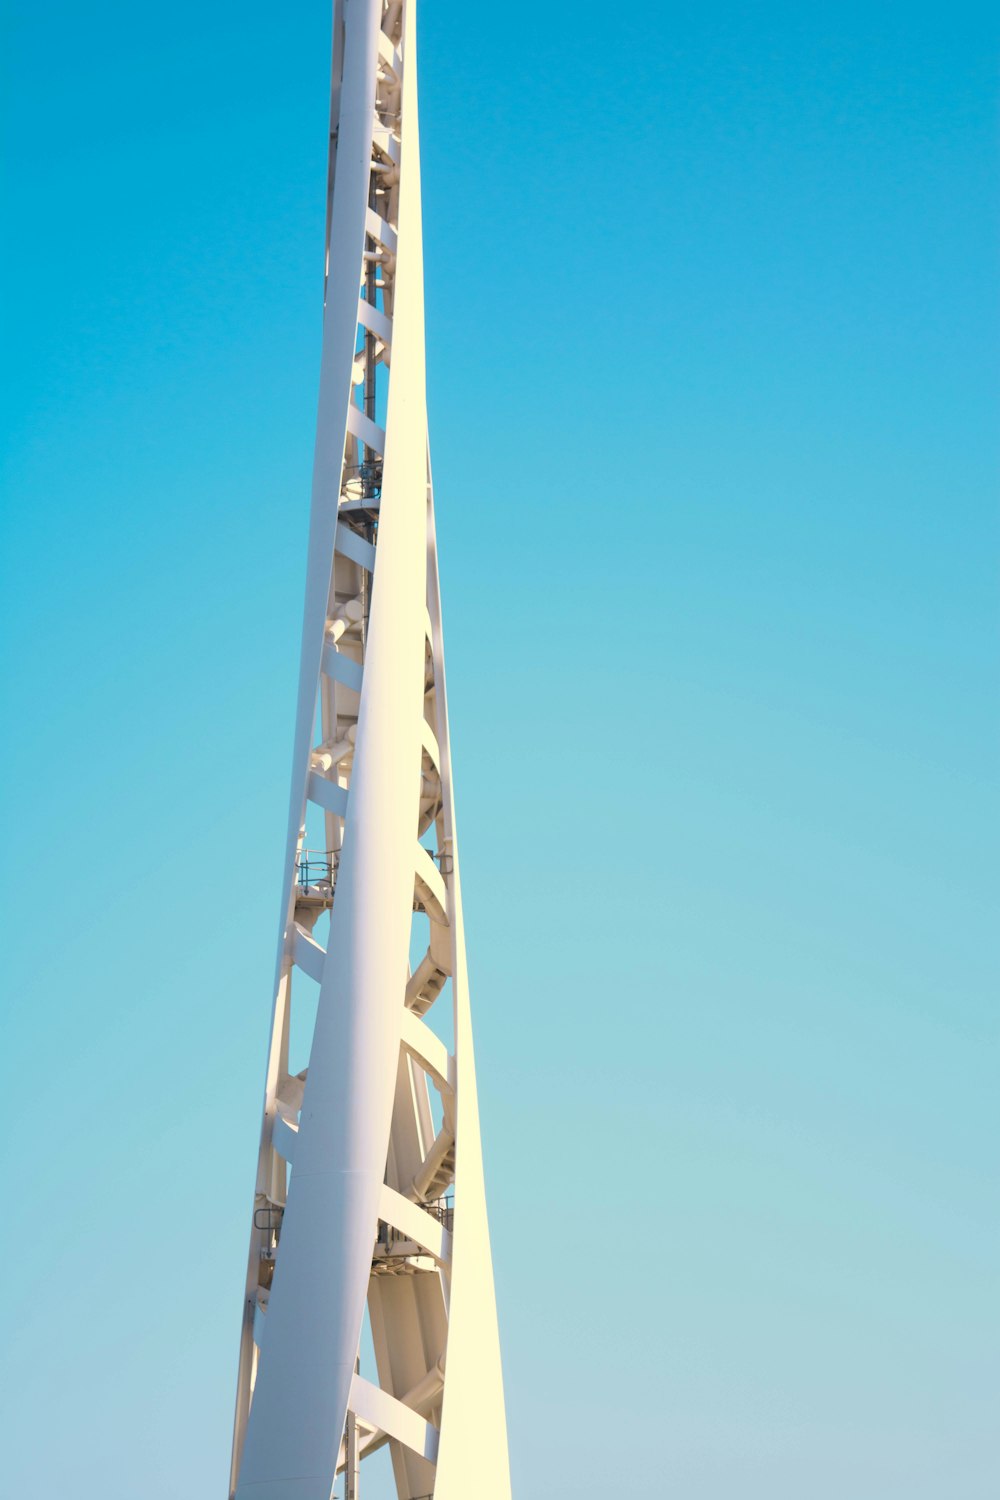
[{"left": 228, "top": 3, "right": 511, "bottom": 1497}]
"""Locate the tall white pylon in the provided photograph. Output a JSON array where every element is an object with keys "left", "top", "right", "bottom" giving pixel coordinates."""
[{"left": 228, "top": 2, "right": 511, "bottom": 1497}]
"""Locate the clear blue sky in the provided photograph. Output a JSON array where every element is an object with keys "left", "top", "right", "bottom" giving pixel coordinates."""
[{"left": 1, "top": 2, "right": 997, "bottom": 1496}]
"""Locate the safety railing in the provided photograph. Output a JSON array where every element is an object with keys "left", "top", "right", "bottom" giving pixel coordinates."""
[
  {"left": 341, "top": 460, "right": 382, "bottom": 501},
  {"left": 420, "top": 1198, "right": 454, "bottom": 1232},
  {"left": 295, "top": 849, "right": 339, "bottom": 893}
]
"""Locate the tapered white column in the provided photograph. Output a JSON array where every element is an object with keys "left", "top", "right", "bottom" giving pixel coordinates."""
[{"left": 229, "top": 4, "right": 511, "bottom": 1496}]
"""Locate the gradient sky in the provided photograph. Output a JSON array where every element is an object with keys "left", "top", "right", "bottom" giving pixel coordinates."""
[{"left": 1, "top": 2, "right": 998, "bottom": 1496}]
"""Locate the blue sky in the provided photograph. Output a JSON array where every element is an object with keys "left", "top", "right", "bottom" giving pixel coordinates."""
[{"left": 1, "top": 2, "right": 997, "bottom": 1496}]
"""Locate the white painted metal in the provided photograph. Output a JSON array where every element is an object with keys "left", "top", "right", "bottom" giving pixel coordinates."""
[{"left": 228, "top": 2, "right": 511, "bottom": 1496}]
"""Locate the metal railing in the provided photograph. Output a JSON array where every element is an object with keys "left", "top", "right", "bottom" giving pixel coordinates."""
[
  {"left": 253, "top": 1205, "right": 284, "bottom": 1234},
  {"left": 420, "top": 1198, "right": 454, "bottom": 1232},
  {"left": 296, "top": 849, "right": 339, "bottom": 892},
  {"left": 341, "top": 460, "right": 382, "bottom": 500},
  {"left": 297, "top": 847, "right": 452, "bottom": 901},
  {"left": 376, "top": 1220, "right": 427, "bottom": 1253},
  {"left": 416, "top": 842, "right": 454, "bottom": 876}
]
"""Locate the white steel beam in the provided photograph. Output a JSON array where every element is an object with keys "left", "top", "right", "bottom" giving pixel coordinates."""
[
  {"left": 334, "top": 519, "right": 376, "bottom": 571},
  {"left": 349, "top": 1373, "right": 439, "bottom": 1462},
  {"left": 378, "top": 1183, "right": 450, "bottom": 1262}
]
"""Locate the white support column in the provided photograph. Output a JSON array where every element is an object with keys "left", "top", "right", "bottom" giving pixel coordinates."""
[
  {"left": 228, "top": 3, "right": 511, "bottom": 1497},
  {"left": 345, "top": 1410, "right": 360, "bottom": 1500}
]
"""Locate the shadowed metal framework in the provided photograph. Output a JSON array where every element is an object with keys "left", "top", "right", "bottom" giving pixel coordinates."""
[{"left": 228, "top": 2, "right": 511, "bottom": 1497}]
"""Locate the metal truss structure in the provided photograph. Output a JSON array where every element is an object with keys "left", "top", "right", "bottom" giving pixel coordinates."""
[{"left": 228, "top": 2, "right": 511, "bottom": 1496}]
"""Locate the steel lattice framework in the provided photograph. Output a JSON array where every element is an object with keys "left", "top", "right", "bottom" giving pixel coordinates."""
[{"left": 228, "top": 2, "right": 511, "bottom": 1496}]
